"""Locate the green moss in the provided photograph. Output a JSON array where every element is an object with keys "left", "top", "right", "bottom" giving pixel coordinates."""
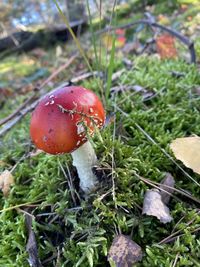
[
  {"left": 0, "top": 56, "right": 39, "bottom": 77},
  {"left": 1, "top": 44, "right": 200, "bottom": 267}
]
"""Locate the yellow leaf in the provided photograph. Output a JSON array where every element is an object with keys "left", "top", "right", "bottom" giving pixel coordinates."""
[
  {"left": 170, "top": 137, "right": 200, "bottom": 174},
  {"left": 0, "top": 170, "right": 14, "bottom": 196}
]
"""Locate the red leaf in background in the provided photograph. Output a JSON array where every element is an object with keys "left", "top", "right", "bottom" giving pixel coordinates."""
[
  {"left": 116, "top": 28, "right": 126, "bottom": 48},
  {"left": 116, "top": 36, "right": 126, "bottom": 47},
  {"left": 156, "top": 34, "right": 177, "bottom": 59},
  {"left": 115, "top": 28, "right": 126, "bottom": 35}
]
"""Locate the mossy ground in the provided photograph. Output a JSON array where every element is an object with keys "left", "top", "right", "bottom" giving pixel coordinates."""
[{"left": 0, "top": 2, "right": 200, "bottom": 267}]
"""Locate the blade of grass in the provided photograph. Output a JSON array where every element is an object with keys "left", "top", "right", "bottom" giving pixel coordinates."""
[
  {"left": 53, "top": 0, "right": 93, "bottom": 73},
  {"left": 0, "top": 199, "right": 45, "bottom": 213},
  {"left": 106, "top": 35, "right": 116, "bottom": 102},
  {"left": 99, "top": 0, "right": 102, "bottom": 71},
  {"left": 53, "top": 0, "right": 106, "bottom": 105},
  {"left": 105, "top": 0, "right": 118, "bottom": 103},
  {"left": 86, "top": 0, "right": 99, "bottom": 70}
]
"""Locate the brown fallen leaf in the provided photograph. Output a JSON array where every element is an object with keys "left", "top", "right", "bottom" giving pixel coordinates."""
[
  {"left": 142, "top": 189, "right": 173, "bottom": 224},
  {"left": 170, "top": 136, "right": 200, "bottom": 175},
  {"left": 108, "top": 234, "right": 143, "bottom": 267},
  {"left": 159, "top": 173, "right": 175, "bottom": 205},
  {"left": 156, "top": 34, "right": 177, "bottom": 59},
  {"left": 0, "top": 170, "right": 14, "bottom": 196}
]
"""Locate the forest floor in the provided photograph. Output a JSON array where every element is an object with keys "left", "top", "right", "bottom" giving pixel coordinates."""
[{"left": 0, "top": 1, "right": 200, "bottom": 266}]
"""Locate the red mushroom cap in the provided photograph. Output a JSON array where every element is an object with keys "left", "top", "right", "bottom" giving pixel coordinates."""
[{"left": 30, "top": 86, "right": 105, "bottom": 154}]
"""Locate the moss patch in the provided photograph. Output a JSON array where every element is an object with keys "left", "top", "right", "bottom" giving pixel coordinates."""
[{"left": 0, "top": 54, "right": 200, "bottom": 266}]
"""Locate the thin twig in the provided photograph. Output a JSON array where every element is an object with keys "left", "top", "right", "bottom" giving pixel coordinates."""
[
  {"left": 171, "top": 253, "right": 180, "bottom": 267},
  {"left": 137, "top": 175, "right": 200, "bottom": 205},
  {"left": 38, "top": 53, "right": 78, "bottom": 89},
  {"left": 158, "top": 225, "right": 200, "bottom": 245},
  {"left": 114, "top": 104, "right": 200, "bottom": 187},
  {"left": 111, "top": 96, "right": 117, "bottom": 207},
  {"left": 0, "top": 69, "right": 102, "bottom": 137},
  {"left": 158, "top": 210, "right": 200, "bottom": 245},
  {"left": 16, "top": 208, "right": 35, "bottom": 219},
  {"left": 97, "top": 19, "right": 196, "bottom": 63},
  {"left": 0, "top": 53, "right": 78, "bottom": 133},
  {"left": 0, "top": 94, "right": 37, "bottom": 126}
]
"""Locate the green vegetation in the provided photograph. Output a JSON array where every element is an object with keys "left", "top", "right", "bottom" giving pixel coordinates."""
[
  {"left": 0, "top": 1, "right": 200, "bottom": 266},
  {"left": 1, "top": 54, "right": 200, "bottom": 266}
]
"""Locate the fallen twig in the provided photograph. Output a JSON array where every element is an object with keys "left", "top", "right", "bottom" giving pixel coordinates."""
[
  {"left": 0, "top": 70, "right": 103, "bottom": 137},
  {"left": 114, "top": 104, "right": 200, "bottom": 188},
  {"left": 0, "top": 53, "right": 78, "bottom": 129},
  {"left": 138, "top": 175, "right": 200, "bottom": 205},
  {"left": 0, "top": 93, "right": 37, "bottom": 126},
  {"left": 97, "top": 19, "right": 196, "bottom": 63},
  {"left": 158, "top": 211, "right": 200, "bottom": 245},
  {"left": 25, "top": 213, "right": 43, "bottom": 267}
]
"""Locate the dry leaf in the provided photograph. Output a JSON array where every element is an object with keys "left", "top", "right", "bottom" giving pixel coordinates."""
[
  {"left": 142, "top": 189, "right": 173, "bottom": 223},
  {"left": 157, "top": 14, "right": 170, "bottom": 25},
  {"left": 0, "top": 170, "right": 14, "bottom": 196},
  {"left": 170, "top": 137, "right": 200, "bottom": 174},
  {"left": 159, "top": 173, "right": 175, "bottom": 204},
  {"left": 108, "top": 234, "right": 142, "bottom": 267},
  {"left": 156, "top": 34, "right": 177, "bottom": 59}
]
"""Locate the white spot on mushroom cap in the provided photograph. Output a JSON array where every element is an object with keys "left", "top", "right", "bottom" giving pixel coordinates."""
[
  {"left": 50, "top": 100, "right": 55, "bottom": 105},
  {"left": 76, "top": 123, "right": 85, "bottom": 135},
  {"left": 89, "top": 108, "right": 94, "bottom": 113},
  {"left": 43, "top": 136, "right": 48, "bottom": 142},
  {"left": 49, "top": 94, "right": 54, "bottom": 98},
  {"left": 93, "top": 119, "right": 99, "bottom": 124},
  {"left": 76, "top": 140, "right": 81, "bottom": 146},
  {"left": 73, "top": 101, "right": 77, "bottom": 107},
  {"left": 45, "top": 102, "right": 50, "bottom": 106}
]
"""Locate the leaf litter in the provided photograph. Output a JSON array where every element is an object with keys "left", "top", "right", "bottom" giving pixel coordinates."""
[
  {"left": 170, "top": 136, "right": 200, "bottom": 175},
  {"left": 108, "top": 234, "right": 143, "bottom": 267},
  {"left": 142, "top": 173, "right": 175, "bottom": 224},
  {"left": 0, "top": 170, "right": 14, "bottom": 196}
]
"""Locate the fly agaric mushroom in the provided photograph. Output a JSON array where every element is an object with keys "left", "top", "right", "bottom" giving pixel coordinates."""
[{"left": 30, "top": 86, "right": 105, "bottom": 193}]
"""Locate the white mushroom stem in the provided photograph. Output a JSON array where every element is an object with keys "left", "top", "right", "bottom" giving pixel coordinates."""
[{"left": 71, "top": 140, "right": 98, "bottom": 193}]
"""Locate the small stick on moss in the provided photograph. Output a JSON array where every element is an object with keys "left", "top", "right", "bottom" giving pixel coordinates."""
[
  {"left": 0, "top": 54, "right": 78, "bottom": 132},
  {"left": 97, "top": 19, "right": 196, "bottom": 63},
  {"left": 0, "top": 70, "right": 102, "bottom": 137}
]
